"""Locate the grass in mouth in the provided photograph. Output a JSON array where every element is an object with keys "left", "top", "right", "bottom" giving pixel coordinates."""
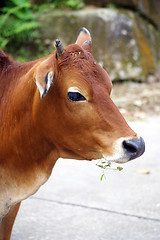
[{"left": 96, "top": 159, "right": 123, "bottom": 181}]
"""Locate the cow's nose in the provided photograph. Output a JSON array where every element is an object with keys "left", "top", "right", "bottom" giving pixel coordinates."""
[{"left": 122, "top": 137, "right": 145, "bottom": 160}]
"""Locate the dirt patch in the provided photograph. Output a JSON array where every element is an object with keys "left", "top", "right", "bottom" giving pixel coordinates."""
[{"left": 111, "top": 81, "right": 160, "bottom": 121}]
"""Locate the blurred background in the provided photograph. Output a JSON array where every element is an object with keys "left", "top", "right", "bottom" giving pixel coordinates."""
[{"left": 1, "top": 1, "right": 160, "bottom": 239}]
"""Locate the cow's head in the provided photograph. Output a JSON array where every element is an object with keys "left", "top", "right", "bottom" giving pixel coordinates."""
[{"left": 34, "top": 28, "right": 145, "bottom": 163}]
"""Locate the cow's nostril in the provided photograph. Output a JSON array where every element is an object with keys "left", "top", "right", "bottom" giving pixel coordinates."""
[
  {"left": 122, "top": 137, "right": 145, "bottom": 160},
  {"left": 123, "top": 141, "right": 137, "bottom": 154}
]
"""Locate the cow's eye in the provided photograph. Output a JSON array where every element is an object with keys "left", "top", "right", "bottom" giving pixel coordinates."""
[{"left": 68, "top": 92, "right": 86, "bottom": 102}]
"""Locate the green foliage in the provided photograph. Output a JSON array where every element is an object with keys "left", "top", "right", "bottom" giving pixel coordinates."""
[
  {"left": 52, "top": 0, "right": 84, "bottom": 10},
  {"left": 108, "top": 3, "right": 117, "bottom": 9},
  {"left": 96, "top": 159, "right": 123, "bottom": 181},
  {"left": 0, "top": 0, "right": 41, "bottom": 57},
  {"left": 100, "top": 174, "right": 105, "bottom": 181}
]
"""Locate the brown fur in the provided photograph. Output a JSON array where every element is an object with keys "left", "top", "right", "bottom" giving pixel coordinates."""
[{"left": 0, "top": 30, "right": 142, "bottom": 239}]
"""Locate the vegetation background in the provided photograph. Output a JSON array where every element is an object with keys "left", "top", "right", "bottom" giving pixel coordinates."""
[{"left": 0, "top": 0, "right": 84, "bottom": 61}]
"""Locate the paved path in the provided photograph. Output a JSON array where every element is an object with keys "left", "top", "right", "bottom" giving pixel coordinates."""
[{"left": 12, "top": 117, "right": 160, "bottom": 240}]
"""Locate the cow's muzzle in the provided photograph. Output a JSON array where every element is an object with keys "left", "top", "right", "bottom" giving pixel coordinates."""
[{"left": 122, "top": 137, "right": 145, "bottom": 160}]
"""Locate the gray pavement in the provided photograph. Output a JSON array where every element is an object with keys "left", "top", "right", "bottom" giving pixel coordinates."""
[{"left": 12, "top": 116, "right": 160, "bottom": 240}]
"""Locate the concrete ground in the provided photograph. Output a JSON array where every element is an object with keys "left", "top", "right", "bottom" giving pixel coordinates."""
[{"left": 12, "top": 116, "right": 160, "bottom": 240}]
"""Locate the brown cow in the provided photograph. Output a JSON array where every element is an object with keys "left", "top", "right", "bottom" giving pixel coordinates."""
[{"left": 0, "top": 28, "right": 145, "bottom": 239}]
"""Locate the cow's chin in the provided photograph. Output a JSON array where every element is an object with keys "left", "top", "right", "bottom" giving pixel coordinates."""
[
  {"left": 90, "top": 151, "right": 130, "bottom": 164},
  {"left": 100, "top": 154, "right": 130, "bottom": 164}
]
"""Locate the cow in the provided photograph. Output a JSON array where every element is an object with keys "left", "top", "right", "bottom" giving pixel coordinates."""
[{"left": 0, "top": 28, "right": 145, "bottom": 239}]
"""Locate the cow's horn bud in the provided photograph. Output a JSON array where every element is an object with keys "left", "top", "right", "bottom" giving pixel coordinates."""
[{"left": 55, "top": 39, "right": 64, "bottom": 58}]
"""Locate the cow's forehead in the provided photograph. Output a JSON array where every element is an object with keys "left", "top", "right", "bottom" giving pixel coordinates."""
[
  {"left": 57, "top": 44, "right": 89, "bottom": 66},
  {"left": 64, "top": 44, "right": 86, "bottom": 55},
  {"left": 57, "top": 44, "right": 109, "bottom": 86},
  {"left": 57, "top": 46, "right": 111, "bottom": 94}
]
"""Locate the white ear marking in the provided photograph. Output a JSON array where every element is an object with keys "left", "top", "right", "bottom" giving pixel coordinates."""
[
  {"left": 36, "top": 81, "right": 45, "bottom": 99},
  {"left": 36, "top": 71, "right": 54, "bottom": 99},
  {"left": 46, "top": 71, "right": 54, "bottom": 92}
]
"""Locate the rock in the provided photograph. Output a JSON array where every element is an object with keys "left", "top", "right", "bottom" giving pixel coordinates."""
[
  {"left": 38, "top": 8, "right": 160, "bottom": 81},
  {"left": 84, "top": 0, "right": 160, "bottom": 30}
]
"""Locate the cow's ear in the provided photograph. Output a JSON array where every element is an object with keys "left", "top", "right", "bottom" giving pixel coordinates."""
[
  {"left": 75, "top": 27, "right": 92, "bottom": 52},
  {"left": 35, "top": 59, "right": 54, "bottom": 99}
]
